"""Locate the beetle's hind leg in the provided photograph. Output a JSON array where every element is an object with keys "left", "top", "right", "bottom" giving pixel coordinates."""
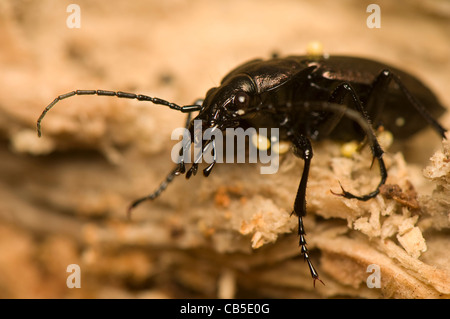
[
  {"left": 327, "top": 82, "right": 387, "bottom": 201},
  {"left": 291, "top": 133, "right": 324, "bottom": 286},
  {"left": 366, "top": 69, "right": 447, "bottom": 139},
  {"left": 331, "top": 143, "right": 387, "bottom": 201}
]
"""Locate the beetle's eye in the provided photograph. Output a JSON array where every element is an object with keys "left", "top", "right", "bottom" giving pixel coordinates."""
[{"left": 233, "top": 92, "right": 250, "bottom": 110}]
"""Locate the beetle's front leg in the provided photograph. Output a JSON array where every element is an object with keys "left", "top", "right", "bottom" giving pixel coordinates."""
[{"left": 292, "top": 134, "right": 324, "bottom": 286}]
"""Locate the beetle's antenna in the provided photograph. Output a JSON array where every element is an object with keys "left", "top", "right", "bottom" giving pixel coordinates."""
[
  {"left": 127, "top": 138, "right": 214, "bottom": 217},
  {"left": 36, "top": 90, "right": 202, "bottom": 137},
  {"left": 127, "top": 165, "right": 180, "bottom": 219}
]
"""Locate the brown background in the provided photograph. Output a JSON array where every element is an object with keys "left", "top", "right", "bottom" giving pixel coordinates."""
[{"left": 0, "top": 0, "right": 449, "bottom": 298}]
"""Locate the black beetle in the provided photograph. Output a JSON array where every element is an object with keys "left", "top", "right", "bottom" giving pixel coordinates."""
[{"left": 37, "top": 54, "right": 447, "bottom": 286}]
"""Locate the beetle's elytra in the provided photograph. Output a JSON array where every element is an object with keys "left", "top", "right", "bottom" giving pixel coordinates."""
[{"left": 37, "top": 54, "right": 447, "bottom": 286}]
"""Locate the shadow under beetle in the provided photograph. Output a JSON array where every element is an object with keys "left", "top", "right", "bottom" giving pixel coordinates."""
[{"left": 37, "top": 54, "right": 447, "bottom": 286}]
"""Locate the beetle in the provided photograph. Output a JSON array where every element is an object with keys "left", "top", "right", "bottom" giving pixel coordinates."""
[{"left": 37, "top": 54, "right": 447, "bottom": 286}]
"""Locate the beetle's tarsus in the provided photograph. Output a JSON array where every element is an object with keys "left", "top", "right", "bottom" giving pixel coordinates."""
[
  {"left": 313, "top": 276, "right": 325, "bottom": 288},
  {"left": 330, "top": 181, "right": 350, "bottom": 198},
  {"left": 331, "top": 180, "right": 380, "bottom": 201}
]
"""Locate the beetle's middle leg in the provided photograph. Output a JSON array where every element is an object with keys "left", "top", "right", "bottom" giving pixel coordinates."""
[
  {"left": 291, "top": 133, "right": 324, "bottom": 286},
  {"left": 327, "top": 82, "right": 387, "bottom": 201}
]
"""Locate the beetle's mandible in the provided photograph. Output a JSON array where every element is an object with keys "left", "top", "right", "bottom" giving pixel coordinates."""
[{"left": 37, "top": 54, "right": 447, "bottom": 287}]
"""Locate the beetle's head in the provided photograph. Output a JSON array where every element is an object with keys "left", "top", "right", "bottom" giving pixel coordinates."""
[
  {"left": 193, "top": 75, "right": 258, "bottom": 132},
  {"left": 179, "top": 74, "right": 260, "bottom": 178}
]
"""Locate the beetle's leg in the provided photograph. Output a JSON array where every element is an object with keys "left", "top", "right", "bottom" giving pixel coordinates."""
[
  {"left": 291, "top": 133, "right": 324, "bottom": 286},
  {"left": 327, "top": 83, "right": 387, "bottom": 201},
  {"left": 329, "top": 83, "right": 372, "bottom": 126},
  {"left": 366, "top": 70, "right": 446, "bottom": 139},
  {"left": 36, "top": 90, "right": 201, "bottom": 137},
  {"left": 331, "top": 138, "right": 387, "bottom": 201}
]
